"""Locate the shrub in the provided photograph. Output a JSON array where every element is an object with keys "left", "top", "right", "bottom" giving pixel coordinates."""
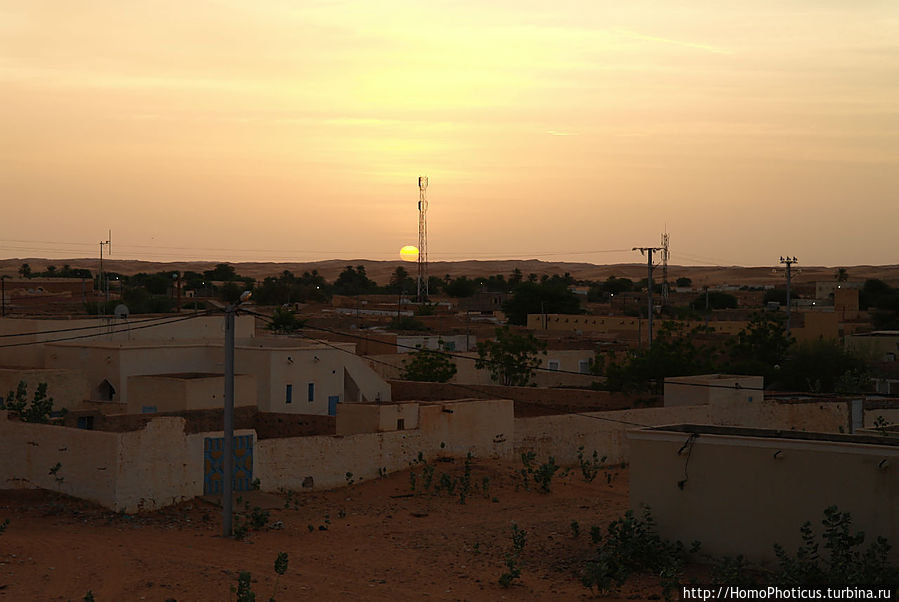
[{"left": 773, "top": 506, "right": 899, "bottom": 586}]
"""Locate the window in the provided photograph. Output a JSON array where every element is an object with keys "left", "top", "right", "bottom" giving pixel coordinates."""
[
  {"left": 397, "top": 418, "right": 405, "bottom": 430},
  {"left": 307, "top": 382, "right": 315, "bottom": 403},
  {"left": 141, "top": 405, "right": 157, "bottom": 414},
  {"left": 578, "top": 360, "right": 590, "bottom": 374},
  {"left": 285, "top": 384, "right": 293, "bottom": 404},
  {"left": 443, "top": 341, "right": 456, "bottom": 351},
  {"left": 548, "top": 360, "right": 560, "bottom": 371},
  {"left": 76, "top": 416, "right": 94, "bottom": 430}
]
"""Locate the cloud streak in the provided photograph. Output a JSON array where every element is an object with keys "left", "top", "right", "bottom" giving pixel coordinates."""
[{"left": 613, "top": 29, "right": 733, "bottom": 55}]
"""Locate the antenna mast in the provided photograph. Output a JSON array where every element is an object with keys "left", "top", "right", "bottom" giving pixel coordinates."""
[
  {"left": 661, "top": 231, "right": 670, "bottom": 305},
  {"left": 417, "top": 176, "right": 429, "bottom": 302}
]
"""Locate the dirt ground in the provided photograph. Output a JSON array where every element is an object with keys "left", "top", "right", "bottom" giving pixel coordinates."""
[{"left": 0, "top": 461, "right": 676, "bottom": 601}]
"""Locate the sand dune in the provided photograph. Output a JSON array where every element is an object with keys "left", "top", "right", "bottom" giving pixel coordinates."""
[{"left": 1, "top": 257, "right": 897, "bottom": 287}]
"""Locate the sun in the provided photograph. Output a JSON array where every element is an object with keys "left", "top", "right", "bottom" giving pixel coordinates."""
[{"left": 400, "top": 245, "right": 419, "bottom": 262}]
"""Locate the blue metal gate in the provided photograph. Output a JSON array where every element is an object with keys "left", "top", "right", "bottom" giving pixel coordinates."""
[
  {"left": 328, "top": 395, "right": 340, "bottom": 416},
  {"left": 204, "top": 435, "right": 254, "bottom": 495}
]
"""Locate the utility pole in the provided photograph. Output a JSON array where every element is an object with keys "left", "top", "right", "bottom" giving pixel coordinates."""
[
  {"left": 223, "top": 290, "right": 251, "bottom": 537},
  {"left": 633, "top": 246, "right": 664, "bottom": 346},
  {"left": 222, "top": 303, "right": 235, "bottom": 537},
  {"left": 779, "top": 256, "right": 798, "bottom": 333},
  {"left": 99, "top": 231, "right": 111, "bottom": 313}
]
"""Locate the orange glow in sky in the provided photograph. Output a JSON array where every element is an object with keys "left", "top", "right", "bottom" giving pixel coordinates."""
[{"left": 1, "top": 1, "right": 897, "bottom": 266}]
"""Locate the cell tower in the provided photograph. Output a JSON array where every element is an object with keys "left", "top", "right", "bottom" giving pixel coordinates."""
[
  {"left": 661, "top": 231, "right": 670, "bottom": 304},
  {"left": 417, "top": 176, "right": 429, "bottom": 302}
]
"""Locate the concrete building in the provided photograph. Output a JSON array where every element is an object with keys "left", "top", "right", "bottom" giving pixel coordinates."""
[
  {"left": 663, "top": 374, "right": 763, "bottom": 407},
  {"left": 629, "top": 424, "right": 899, "bottom": 563},
  {"left": 845, "top": 331, "right": 899, "bottom": 362},
  {"left": 815, "top": 280, "right": 863, "bottom": 301},
  {"left": 42, "top": 337, "right": 390, "bottom": 416}
]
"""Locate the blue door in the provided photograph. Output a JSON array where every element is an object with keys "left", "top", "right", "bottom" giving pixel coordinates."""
[
  {"left": 328, "top": 395, "right": 340, "bottom": 416},
  {"left": 203, "top": 435, "right": 254, "bottom": 495}
]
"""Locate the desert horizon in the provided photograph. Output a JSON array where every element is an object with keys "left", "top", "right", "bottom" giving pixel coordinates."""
[{"left": 1, "top": 256, "right": 898, "bottom": 288}]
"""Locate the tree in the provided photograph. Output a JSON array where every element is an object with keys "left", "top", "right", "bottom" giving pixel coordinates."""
[
  {"left": 444, "top": 276, "right": 478, "bottom": 298},
  {"left": 503, "top": 281, "right": 581, "bottom": 325},
  {"left": 596, "top": 322, "right": 716, "bottom": 393},
  {"left": 333, "top": 265, "right": 377, "bottom": 296},
  {"left": 401, "top": 346, "right": 457, "bottom": 382},
  {"left": 2, "top": 381, "right": 60, "bottom": 424},
  {"left": 203, "top": 263, "right": 238, "bottom": 282},
  {"left": 835, "top": 268, "right": 849, "bottom": 283},
  {"left": 475, "top": 327, "right": 546, "bottom": 386},
  {"left": 690, "top": 291, "right": 737, "bottom": 310},
  {"left": 778, "top": 340, "right": 870, "bottom": 394},
  {"left": 675, "top": 277, "right": 692, "bottom": 288},
  {"left": 267, "top": 307, "right": 305, "bottom": 334},
  {"left": 388, "top": 266, "right": 415, "bottom": 294},
  {"left": 18, "top": 263, "right": 31, "bottom": 278},
  {"left": 728, "top": 313, "right": 794, "bottom": 383}
]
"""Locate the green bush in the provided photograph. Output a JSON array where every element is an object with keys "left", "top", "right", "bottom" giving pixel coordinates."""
[{"left": 773, "top": 506, "right": 899, "bottom": 586}]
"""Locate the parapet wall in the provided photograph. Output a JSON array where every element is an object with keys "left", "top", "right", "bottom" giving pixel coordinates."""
[{"left": 514, "top": 398, "right": 851, "bottom": 465}]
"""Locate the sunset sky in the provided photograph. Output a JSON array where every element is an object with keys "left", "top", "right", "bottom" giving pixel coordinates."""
[{"left": 1, "top": 1, "right": 897, "bottom": 267}]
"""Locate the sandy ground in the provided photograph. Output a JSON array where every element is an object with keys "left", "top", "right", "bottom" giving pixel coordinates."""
[{"left": 0, "top": 461, "right": 674, "bottom": 601}]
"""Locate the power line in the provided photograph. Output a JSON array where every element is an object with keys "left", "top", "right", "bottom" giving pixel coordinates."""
[
  {"left": 0, "top": 311, "right": 213, "bottom": 349},
  {"left": 0, "top": 313, "right": 208, "bottom": 339}
]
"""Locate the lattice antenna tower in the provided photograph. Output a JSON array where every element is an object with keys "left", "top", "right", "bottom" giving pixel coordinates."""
[
  {"left": 661, "top": 231, "right": 670, "bottom": 304},
  {"left": 417, "top": 176, "right": 429, "bottom": 302}
]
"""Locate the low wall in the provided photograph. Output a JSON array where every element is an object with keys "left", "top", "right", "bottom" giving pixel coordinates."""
[
  {"left": 515, "top": 406, "right": 713, "bottom": 465},
  {"left": 390, "top": 380, "right": 650, "bottom": 416},
  {"left": 258, "top": 399, "right": 513, "bottom": 491},
  {"left": 0, "top": 411, "right": 120, "bottom": 506},
  {"left": 514, "top": 399, "right": 851, "bottom": 465},
  {"left": 61, "top": 407, "right": 335, "bottom": 438},
  {"left": 628, "top": 426, "right": 899, "bottom": 563},
  {"left": 2, "top": 399, "right": 512, "bottom": 511}
]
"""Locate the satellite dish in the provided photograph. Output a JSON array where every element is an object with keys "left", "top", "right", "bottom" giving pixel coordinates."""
[{"left": 114, "top": 304, "right": 130, "bottom": 319}]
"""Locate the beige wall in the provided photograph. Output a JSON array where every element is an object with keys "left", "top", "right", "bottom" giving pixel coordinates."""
[
  {"left": 239, "top": 343, "right": 391, "bottom": 416},
  {"left": 628, "top": 427, "right": 899, "bottom": 563},
  {"left": 846, "top": 333, "right": 899, "bottom": 362},
  {"left": 336, "top": 402, "right": 420, "bottom": 436},
  {"left": 127, "top": 373, "right": 257, "bottom": 414},
  {"left": 664, "top": 375, "right": 764, "bottom": 407},
  {"left": 514, "top": 398, "right": 849, "bottom": 466},
  {"left": 525, "top": 314, "right": 750, "bottom": 339},
  {"left": 0, "top": 315, "right": 254, "bottom": 369},
  {"left": 46, "top": 343, "right": 222, "bottom": 403},
  {"left": 0, "top": 368, "right": 90, "bottom": 410},
  {"left": 0, "top": 412, "right": 253, "bottom": 512},
  {"left": 793, "top": 311, "right": 839, "bottom": 343},
  {"left": 256, "top": 398, "right": 513, "bottom": 491},
  {"left": 0, "top": 411, "right": 120, "bottom": 506}
]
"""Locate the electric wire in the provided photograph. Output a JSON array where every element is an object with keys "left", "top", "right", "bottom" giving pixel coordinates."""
[
  {"left": 0, "top": 313, "right": 210, "bottom": 339},
  {"left": 0, "top": 311, "right": 214, "bottom": 349}
]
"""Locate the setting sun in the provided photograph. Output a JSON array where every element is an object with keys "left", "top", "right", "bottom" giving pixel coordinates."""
[{"left": 400, "top": 245, "right": 419, "bottom": 262}]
